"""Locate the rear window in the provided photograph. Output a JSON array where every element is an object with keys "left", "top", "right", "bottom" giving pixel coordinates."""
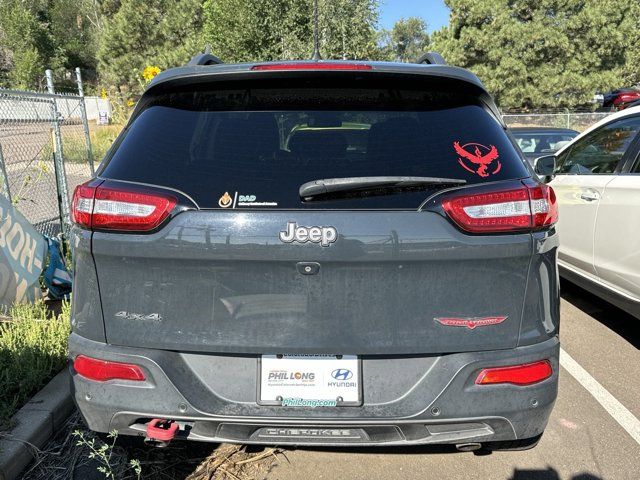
[{"left": 100, "top": 82, "right": 529, "bottom": 209}]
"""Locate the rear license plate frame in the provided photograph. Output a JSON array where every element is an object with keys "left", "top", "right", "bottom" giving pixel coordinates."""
[{"left": 257, "top": 354, "right": 362, "bottom": 407}]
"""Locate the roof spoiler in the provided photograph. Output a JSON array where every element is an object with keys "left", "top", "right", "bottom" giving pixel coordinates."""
[
  {"left": 415, "top": 52, "right": 447, "bottom": 65},
  {"left": 187, "top": 45, "right": 223, "bottom": 66}
]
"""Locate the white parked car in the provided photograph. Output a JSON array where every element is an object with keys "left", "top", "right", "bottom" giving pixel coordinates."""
[{"left": 534, "top": 106, "right": 640, "bottom": 319}]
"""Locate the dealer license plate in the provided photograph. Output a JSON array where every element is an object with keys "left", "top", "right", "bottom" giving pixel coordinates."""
[{"left": 259, "top": 354, "right": 361, "bottom": 407}]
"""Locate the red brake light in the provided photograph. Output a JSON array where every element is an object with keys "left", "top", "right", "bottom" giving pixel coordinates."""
[
  {"left": 442, "top": 183, "right": 557, "bottom": 233},
  {"left": 475, "top": 360, "right": 553, "bottom": 386},
  {"left": 71, "top": 183, "right": 177, "bottom": 232},
  {"left": 251, "top": 62, "right": 372, "bottom": 71},
  {"left": 74, "top": 355, "right": 146, "bottom": 382}
]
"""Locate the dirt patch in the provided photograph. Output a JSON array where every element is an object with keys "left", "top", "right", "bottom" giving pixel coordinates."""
[
  {"left": 21, "top": 412, "right": 284, "bottom": 480},
  {"left": 186, "top": 444, "right": 283, "bottom": 480}
]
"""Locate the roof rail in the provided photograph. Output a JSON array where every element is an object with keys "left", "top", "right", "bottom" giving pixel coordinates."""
[
  {"left": 415, "top": 52, "right": 447, "bottom": 65},
  {"left": 187, "top": 45, "right": 223, "bottom": 66}
]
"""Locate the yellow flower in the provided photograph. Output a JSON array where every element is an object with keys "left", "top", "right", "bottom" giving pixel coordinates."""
[
  {"left": 100, "top": 88, "right": 108, "bottom": 99},
  {"left": 142, "top": 65, "right": 161, "bottom": 82},
  {"left": 127, "top": 99, "right": 135, "bottom": 107}
]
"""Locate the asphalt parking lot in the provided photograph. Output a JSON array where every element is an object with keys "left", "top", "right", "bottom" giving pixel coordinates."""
[{"left": 265, "top": 281, "right": 640, "bottom": 480}]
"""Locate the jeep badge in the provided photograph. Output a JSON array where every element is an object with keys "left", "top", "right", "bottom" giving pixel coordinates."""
[{"left": 279, "top": 222, "right": 338, "bottom": 247}]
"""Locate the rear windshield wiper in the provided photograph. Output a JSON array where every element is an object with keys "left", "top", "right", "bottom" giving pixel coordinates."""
[{"left": 299, "top": 176, "right": 467, "bottom": 201}]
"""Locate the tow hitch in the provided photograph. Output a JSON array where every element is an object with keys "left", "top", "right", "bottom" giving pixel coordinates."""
[{"left": 144, "top": 419, "right": 178, "bottom": 447}]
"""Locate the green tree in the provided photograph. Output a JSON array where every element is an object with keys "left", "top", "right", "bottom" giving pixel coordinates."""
[
  {"left": 8, "top": 47, "right": 42, "bottom": 89},
  {"left": 0, "top": 0, "right": 101, "bottom": 89},
  {"left": 318, "top": 0, "right": 380, "bottom": 60},
  {"left": 432, "top": 0, "right": 640, "bottom": 109},
  {"left": 97, "top": 0, "right": 164, "bottom": 90},
  {"left": 156, "top": 0, "right": 205, "bottom": 68},
  {"left": 621, "top": 22, "right": 640, "bottom": 87},
  {"left": 379, "top": 17, "right": 429, "bottom": 62},
  {"left": 202, "top": 0, "right": 379, "bottom": 63},
  {"left": 97, "top": 0, "right": 204, "bottom": 91},
  {"left": 0, "top": 0, "right": 51, "bottom": 89},
  {"left": 48, "top": 0, "right": 98, "bottom": 74}
]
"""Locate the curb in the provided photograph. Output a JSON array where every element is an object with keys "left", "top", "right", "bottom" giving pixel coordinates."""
[{"left": 0, "top": 369, "right": 74, "bottom": 480}]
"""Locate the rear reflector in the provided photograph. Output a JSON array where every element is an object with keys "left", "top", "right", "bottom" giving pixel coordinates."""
[
  {"left": 475, "top": 360, "right": 552, "bottom": 386},
  {"left": 72, "top": 183, "right": 177, "bottom": 232},
  {"left": 251, "top": 62, "right": 372, "bottom": 71},
  {"left": 442, "top": 183, "right": 557, "bottom": 233},
  {"left": 74, "top": 355, "right": 146, "bottom": 382}
]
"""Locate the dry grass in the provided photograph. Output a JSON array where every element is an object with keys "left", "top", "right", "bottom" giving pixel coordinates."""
[
  {"left": 21, "top": 412, "right": 283, "bottom": 480},
  {"left": 89, "top": 124, "right": 124, "bottom": 163},
  {"left": 0, "top": 301, "right": 70, "bottom": 430},
  {"left": 186, "top": 443, "right": 283, "bottom": 480}
]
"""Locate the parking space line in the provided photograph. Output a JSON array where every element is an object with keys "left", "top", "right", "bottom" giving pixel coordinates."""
[{"left": 560, "top": 348, "right": 640, "bottom": 445}]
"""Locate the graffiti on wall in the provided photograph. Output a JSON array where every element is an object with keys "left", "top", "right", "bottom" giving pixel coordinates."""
[{"left": 0, "top": 195, "right": 47, "bottom": 311}]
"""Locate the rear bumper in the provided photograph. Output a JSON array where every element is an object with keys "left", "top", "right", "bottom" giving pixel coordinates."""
[{"left": 69, "top": 333, "right": 559, "bottom": 447}]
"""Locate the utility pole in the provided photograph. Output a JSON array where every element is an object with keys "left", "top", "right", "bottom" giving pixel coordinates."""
[{"left": 311, "top": 0, "right": 321, "bottom": 60}]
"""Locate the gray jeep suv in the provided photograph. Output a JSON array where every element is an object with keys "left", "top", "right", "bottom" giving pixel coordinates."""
[{"left": 68, "top": 56, "right": 560, "bottom": 450}]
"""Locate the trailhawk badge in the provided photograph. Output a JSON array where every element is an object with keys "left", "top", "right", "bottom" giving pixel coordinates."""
[
  {"left": 434, "top": 316, "right": 507, "bottom": 330},
  {"left": 279, "top": 222, "right": 337, "bottom": 247}
]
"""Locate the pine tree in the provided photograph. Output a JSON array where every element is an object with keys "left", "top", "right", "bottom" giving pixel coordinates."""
[
  {"left": 432, "top": 0, "right": 640, "bottom": 109},
  {"left": 202, "top": 0, "right": 379, "bottom": 63},
  {"left": 97, "top": 0, "right": 204, "bottom": 91},
  {"left": 379, "top": 17, "right": 430, "bottom": 62}
]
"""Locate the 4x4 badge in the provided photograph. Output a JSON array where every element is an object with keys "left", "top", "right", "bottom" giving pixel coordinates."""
[{"left": 279, "top": 222, "right": 337, "bottom": 247}]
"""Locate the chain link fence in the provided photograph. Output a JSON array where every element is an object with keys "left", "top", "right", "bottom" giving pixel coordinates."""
[
  {"left": 0, "top": 69, "right": 97, "bottom": 239},
  {"left": 502, "top": 111, "right": 613, "bottom": 132}
]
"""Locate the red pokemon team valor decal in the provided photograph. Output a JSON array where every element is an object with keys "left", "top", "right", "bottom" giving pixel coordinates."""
[
  {"left": 453, "top": 141, "right": 501, "bottom": 177},
  {"left": 434, "top": 316, "right": 507, "bottom": 330}
]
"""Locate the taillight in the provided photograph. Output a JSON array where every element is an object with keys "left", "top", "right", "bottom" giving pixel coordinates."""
[
  {"left": 529, "top": 184, "right": 558, "bottom": 228},
  {"left": 74, "top": 355, "right": 146, "bottom": 382},
  {"left": 71, "top": 183, "right": 177, "bottom": 232},
  {"left": 251, "top": 62, "right": 372, "bottom": 71},
  {"left": 71, "top": 184, "right": 95, "bottom": 228},
  {"left": 442, "top": 183, "right": 557, "bottom": 233},
  {"left": 475, "top": 360, "right": 553, "bottom": 386}
]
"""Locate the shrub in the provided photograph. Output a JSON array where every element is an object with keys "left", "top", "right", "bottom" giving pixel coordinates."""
[{"left": 0, "top": 301, "right": 70, "bottom": 430}]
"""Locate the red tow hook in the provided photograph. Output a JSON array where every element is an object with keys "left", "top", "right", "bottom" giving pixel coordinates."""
[{"left": 144, "top": 419, "right": 178, "bottom": 447}]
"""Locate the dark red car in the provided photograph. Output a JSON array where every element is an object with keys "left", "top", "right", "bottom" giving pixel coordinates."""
[{"left": 602, "top": 88, "right": 640, "bottom": 110}]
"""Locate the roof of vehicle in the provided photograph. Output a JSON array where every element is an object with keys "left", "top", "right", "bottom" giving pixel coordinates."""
[
  {"left": 510, "top": 127, "right": 579, "bottom": 134},
  {"left": 607, "top": 88, "right": 639, "bottom": 94},
  {"left": 555, "top": 105, "right": 640, "bottom": 156},
  {"left": 140, "top": 59, "right": 505, "bottom": 126},
  {"left": 147, "top": 60, "right": 486, "bottom": 92}
]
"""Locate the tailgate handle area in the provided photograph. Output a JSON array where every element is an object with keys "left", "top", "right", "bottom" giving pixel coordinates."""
[{"left": 296, "top": 262, "right": 321, "bottom": 275}]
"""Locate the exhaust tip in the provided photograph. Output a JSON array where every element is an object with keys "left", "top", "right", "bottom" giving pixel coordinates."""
[{"left": 455, "top": 442, "right": 483, "bottom": 452}]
